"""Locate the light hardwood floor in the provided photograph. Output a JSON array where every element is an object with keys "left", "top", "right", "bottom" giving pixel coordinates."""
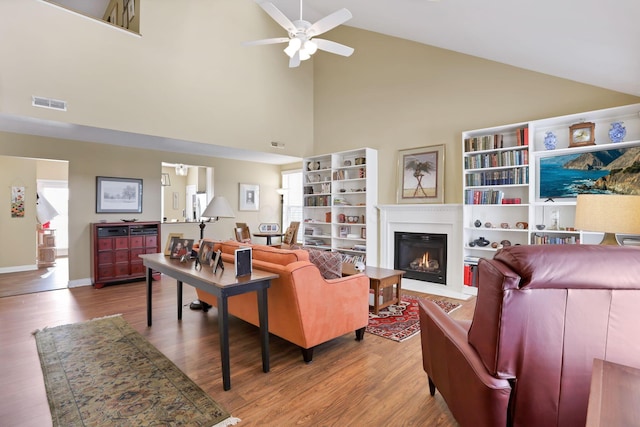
[
  {"left": 0, "top": 258, "right": 68, "bottom": 297},
  {"left": 0, "top": 274, "right": 475, "bottom": 426}
]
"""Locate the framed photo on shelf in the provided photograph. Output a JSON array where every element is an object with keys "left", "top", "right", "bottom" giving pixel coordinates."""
[
  {"left": 396, "top": 144, "right": 445, "bottom": 204},
  {"left": 239, "top": 183, "right": 259, "bottom": 211},
  {"left": 164, "top": 233, "right": 183, "bottom": 256},
  {"left": 339, "top": 225, "right": 350, "bottom": 238},
  {"left": 96, "top": 176, "right": 143, "bottom": 213}
]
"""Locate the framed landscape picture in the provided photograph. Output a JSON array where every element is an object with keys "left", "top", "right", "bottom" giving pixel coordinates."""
[
  {"left": 538, "top": 145, "right": 640, "bottom": 200},
  {"left": 96, "top": 176, "right": 142, "bottom": 213},
  {"left": 396, "top": 145, "right": 445, "bottom": 204}
]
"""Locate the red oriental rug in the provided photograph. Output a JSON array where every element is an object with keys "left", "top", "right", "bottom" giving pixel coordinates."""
[{"left": 366, "top": 295, "right": 461, "bottom": 342}]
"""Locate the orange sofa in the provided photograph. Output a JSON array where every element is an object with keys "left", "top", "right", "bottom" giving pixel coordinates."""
[{"left": 195, "top": 240, "right": 370, "bottom": 362}]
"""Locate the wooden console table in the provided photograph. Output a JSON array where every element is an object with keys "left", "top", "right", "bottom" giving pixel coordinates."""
[{"left": 140, "top": 253, "right": 278, "bottom": 391}]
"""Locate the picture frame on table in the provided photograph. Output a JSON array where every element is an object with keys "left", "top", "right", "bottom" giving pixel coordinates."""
[
  {"left": 96, "top": 176, "right": 143, "bottom": 213},
  {"left": 169, "top": 237, "right": 193, "bottom": 259},
  {"left": 239, "top": 183, "right": 260, "bottom": 211},
  {"left": 164, "top": 233, "right": 183, "bottom": 256},
  {"left": 198, "top": 239, "right": 215, "bottom": 266},
  {"left": 396, "top": 144, "right": 445, "bottom": 204}
]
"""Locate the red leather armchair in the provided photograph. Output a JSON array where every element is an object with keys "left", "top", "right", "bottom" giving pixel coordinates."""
[{"left": 419, "top": 245, "right": 640, "bottom": 427}]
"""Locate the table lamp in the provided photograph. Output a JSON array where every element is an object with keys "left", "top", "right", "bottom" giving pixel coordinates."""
[
  {"left": 191, "top": 195, "right": 235, "bottom": 311},
  {"left": 199, "top": 195, "right": 235, "bottom": 239},
  {"left": 574, "top": 194, "right": 640, "bottom": 245}
]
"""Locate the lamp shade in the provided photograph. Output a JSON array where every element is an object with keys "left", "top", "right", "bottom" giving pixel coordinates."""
[
  {"left": 574, "top": 194, "right": 640, "bottom": 244},
  {"left": 201, "top": 195, "right": 235, "bottom": 220}
]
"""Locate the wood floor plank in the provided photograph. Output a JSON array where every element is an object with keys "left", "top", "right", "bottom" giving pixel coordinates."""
[{"left": 0, "top": 272, "right": 473, "bottom": 426}]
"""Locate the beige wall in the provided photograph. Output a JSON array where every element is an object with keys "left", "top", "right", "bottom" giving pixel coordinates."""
[
  {"left": 0, "top": 156, "right": 38, "bottom": 268},
  {"left": 37, "top": 159, "right": 68, "bottom": 181},
  {"left": 0, "top": 0, "right": 314, "bottom": 158},
  {"left": 313, "top": 27, "right": 640, "bottom": 205},
  {"left": 1, "top": 3, "right": 640, "bottom": 279},
  {"left": 0, "top": 132, "right": 282, "bottom": 282}
]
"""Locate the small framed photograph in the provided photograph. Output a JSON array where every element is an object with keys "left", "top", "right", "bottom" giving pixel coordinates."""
[
  {"left": 169, "top": 237, "right": 193, "bottom": 259},
  {"left": 396, "top": 145, "right": 445, "bottom": 204},
  {"left": 361, "top": 227, "right": 366, "bottom": 239},
  {"left": 164, "top": 233, "right": 183, "bottom": 256},
  {"left": 96, "top": 176, "right": 142, "bottom": 213},
  {"left": 239, "top": 183, "right": 260, "bottom": 211},
  {"left": 198, "top": 239, "right": 215, "bottom": 266},
  {"left": 339, "top": 225, "right": 350, "bottom": 238}
]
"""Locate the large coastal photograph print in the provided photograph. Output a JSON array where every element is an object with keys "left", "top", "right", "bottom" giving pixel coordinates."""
[
  {"left": 96, "top": 176, "right": 143, "bottom": 213},
  {"left": 539, "top": 146, "right": 640, "bottom": 200}
]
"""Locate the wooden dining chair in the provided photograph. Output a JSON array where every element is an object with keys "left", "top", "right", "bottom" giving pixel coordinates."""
[{"left": 281, "top": 221, "right": 300, "bottom": 247}]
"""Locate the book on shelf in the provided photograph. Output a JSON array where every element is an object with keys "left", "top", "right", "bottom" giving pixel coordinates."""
[
  {"left": 463, "top": 263, "right": 479, "bottom": 287},
  {"left": 465, "top": 168, "right": 528, "bottom": 186},
  {"left": 465, "top": 189, "right": 505, "bottom": 205}
]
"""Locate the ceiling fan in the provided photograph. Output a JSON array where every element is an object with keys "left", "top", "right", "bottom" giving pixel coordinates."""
[{"left": 245, "top": 0, "right": 354, "bottom": 68}]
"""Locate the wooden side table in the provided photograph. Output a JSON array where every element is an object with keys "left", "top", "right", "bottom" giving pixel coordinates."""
[{"left": 343, "top": 264, "right": 405, "bottom": 314}]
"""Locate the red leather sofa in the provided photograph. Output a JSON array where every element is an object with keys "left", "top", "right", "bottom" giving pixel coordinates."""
[{"left": 419, "top": 244, "right": 640, "bottom": 427}]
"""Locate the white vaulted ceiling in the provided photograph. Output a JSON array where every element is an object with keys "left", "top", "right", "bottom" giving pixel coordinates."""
[{"left": 269, "top": 0, "right": 640, "bottom": 97}]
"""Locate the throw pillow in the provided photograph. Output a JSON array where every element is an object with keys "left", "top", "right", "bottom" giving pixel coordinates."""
[{"left": 307, "top": 249, "right": 342, "bottom": 279}]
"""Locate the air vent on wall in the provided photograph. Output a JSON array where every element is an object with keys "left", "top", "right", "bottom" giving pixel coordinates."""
[{"left": 32, "top": 96, "right": 67, "bottom": 111}]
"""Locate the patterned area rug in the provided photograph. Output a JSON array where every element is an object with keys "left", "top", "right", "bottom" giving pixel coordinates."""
[
  {"left": 367, "top": 295, "right": 461, "bottom": 342},
  {"left": 34, "top": 315, "right": 240, "bottom": 427}
]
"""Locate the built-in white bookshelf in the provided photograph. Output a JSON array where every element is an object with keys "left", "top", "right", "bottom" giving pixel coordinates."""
[
  {"left": 302, "top": 148, "right": 378, "bottom": 266},
  {"left": 462, "top": 103, "right": 640, "bottom": 295}
]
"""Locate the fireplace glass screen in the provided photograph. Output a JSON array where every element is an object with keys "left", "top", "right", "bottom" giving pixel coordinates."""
[{"left": 394, "top": 232, "right": 447, "bottom": 284}]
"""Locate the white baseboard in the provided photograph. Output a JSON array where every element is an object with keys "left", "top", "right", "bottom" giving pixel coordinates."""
[
  {"left": 0, "top": 264, "right": 38, "bottom": 274},
  {"left": 403, "top": 278, "right": 472, "bottom": 301},
  {"left": 68, "top": 278, "right": 92, "bottom": 288}
]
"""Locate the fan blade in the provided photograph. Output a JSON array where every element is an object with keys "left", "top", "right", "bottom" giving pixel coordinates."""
[
  {"left": 257, "top": 2, "right": 297, "bottom": 34},
  {"left": 289, "top": 51, "right": 301, "bottom": 68},
  {"left": 243, "top": 37, "right": 290, "bottom": 46},
  {"left": 308, "top": 9, "right": 352, "bottom": 37},
  {"left": 314, "top": 39, "right": 354, "bottom": 57}
]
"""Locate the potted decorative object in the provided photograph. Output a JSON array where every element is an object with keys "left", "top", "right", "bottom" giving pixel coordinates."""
[
  {"left": 608, "top": 121, "right": 626, "bottom": 143},
  {"left": 544, "top": 131, "right": 557, "bottom": 150}
]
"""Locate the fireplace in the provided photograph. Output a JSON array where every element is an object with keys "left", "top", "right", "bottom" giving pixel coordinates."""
[{"left": 394, "top": 232, "right": 447, "bottom": 285}]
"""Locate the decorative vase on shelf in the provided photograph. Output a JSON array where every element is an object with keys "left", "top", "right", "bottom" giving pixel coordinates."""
[
  {"left": 543, "top": 131, "right": 557, "bottom": 150},
  {"left": 608, "top": 121, "right": 626, "bottom": 143}
]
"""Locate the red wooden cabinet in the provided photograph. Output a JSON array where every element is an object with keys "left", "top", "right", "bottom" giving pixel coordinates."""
[{"left": 91, "top": 222, "right": 161, "bottom": 288}]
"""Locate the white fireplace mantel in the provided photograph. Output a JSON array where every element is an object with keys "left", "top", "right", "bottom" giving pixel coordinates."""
[{"left": 377, "top": 204, "right": 471, "bottom": 300}]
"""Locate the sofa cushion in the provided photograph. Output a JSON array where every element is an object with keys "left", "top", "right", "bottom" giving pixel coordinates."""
[{"left": 307, "top": 249, "right": 342, "bottom": 279}]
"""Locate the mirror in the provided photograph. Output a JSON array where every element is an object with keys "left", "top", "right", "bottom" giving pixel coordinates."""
[
  {"left": 43, "top": 0, "right": 140, "bottom": 33},
  {"left": 161, "top": 163, "right": 214, "bottom": 223}
]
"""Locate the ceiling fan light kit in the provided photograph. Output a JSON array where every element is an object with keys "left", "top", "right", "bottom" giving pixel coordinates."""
[{"left": 245, "top": 0, "right": 354, "bottom": 68}]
